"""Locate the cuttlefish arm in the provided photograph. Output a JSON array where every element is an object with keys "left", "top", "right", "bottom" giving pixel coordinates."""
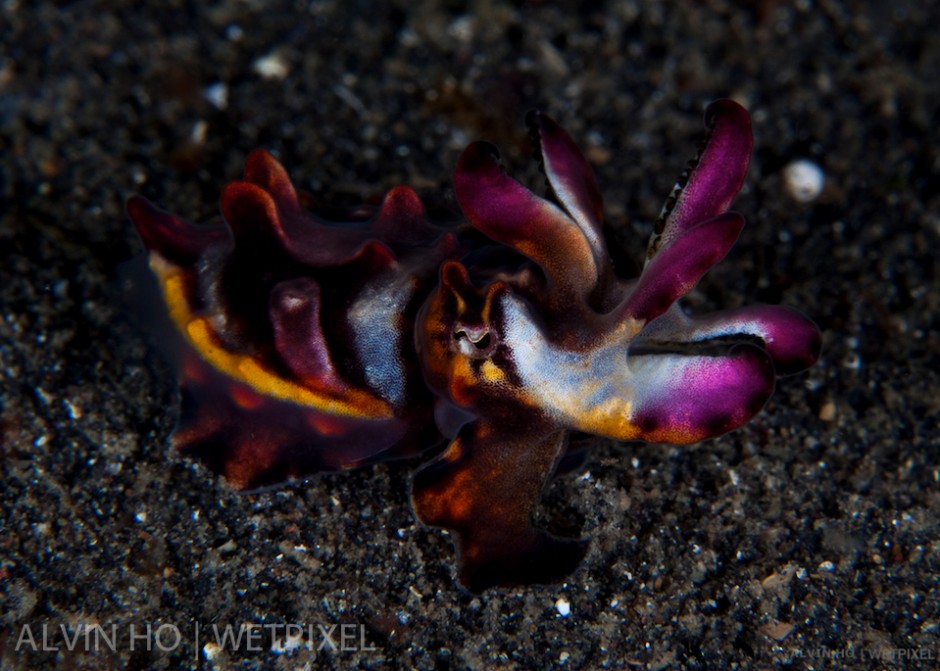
[{"left": 412, "top": 421, "right": 586, "bottom": 591}]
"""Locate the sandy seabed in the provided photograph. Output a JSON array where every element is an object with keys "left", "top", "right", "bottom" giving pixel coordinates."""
[{"left": 1, "top": 2, "right": 938, "bottom": 669}]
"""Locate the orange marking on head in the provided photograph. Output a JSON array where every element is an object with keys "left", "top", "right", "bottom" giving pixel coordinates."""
[
  {"left": 447, "top": 489, "right": 475, "bottom": 523},
  {"left": 436, "top": 468, "right": 477, "bottom": 524},
  {"left": 413, "top": 438, "right": 479, "bottom": 526},
  {"left": 440, "top": 440, "right": 464, "bottom": 463},
  {"left": 224, "top": 436, "right": 280, "bottom": 489},
  {"left": 181, "top": 352, "right": 207, "bottom": 384},
  {"left": 647, "top": 425, "right": 706, "bottom": 445},
  {"left": 447, "top": 360, "right": 478, "bottom": 407},
  {"left": 307, "top": 414, "right": 350, "bottom": 436},
  {"left": 480, "top": 281, "right": 506, "bottom": 324},
  {"left": 230, "top": 384, "right": 264, "bottom": 410}
]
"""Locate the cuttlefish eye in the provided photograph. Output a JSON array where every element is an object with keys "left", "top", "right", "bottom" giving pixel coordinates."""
[{"left": 453, "top": 323, "right": 492, "bottom": 357}]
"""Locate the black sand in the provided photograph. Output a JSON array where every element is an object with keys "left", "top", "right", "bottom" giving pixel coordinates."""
[{"left": 1, "top": 1, "right": 938, "bottom": 669}]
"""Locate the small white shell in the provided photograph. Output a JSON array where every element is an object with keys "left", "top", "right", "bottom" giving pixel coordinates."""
[{"left": 783, "top": 159, "right": 825, "bottom": 203}]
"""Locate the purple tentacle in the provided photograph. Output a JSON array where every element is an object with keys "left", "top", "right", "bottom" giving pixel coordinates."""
[
  {"left": 528, "top": 110, "right": 606, "bottom": 261},
  {"left": 127, "top": 196, "right": 229, "bottom": 264},
  {"left": 454, "top": 141, "right": 600, "bottom": 304},
  {"left": 626, "top": 343, "right": 775, "bottom": 444},
  {"left": 618, "top": 213, "right": 744, "bottom": 324},
  {"left": 639, "top": 303, "right": 822, "bottom": 376},
  {"left": 269, "top": 277, "right": 352, "bottom": 393},
  {"left": 648, "top": 99, "right": 752, "bottom": 261}
]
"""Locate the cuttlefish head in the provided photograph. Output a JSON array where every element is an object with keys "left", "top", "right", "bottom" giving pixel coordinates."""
[{"left": 418, "top": 259, "right": 543, "bottom": 418}]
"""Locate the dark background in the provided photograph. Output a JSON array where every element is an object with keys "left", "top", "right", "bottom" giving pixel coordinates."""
[{"left": 1, "top": 1, "right": 938, "bottom": 669}]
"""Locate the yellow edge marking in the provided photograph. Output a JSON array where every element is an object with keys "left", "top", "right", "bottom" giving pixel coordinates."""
[
  {"left": 569, "top": 398, "right": 705, "bottom": 445},
  {"left": 573, "top": 401, "right": 641, "bottom": 441},
  {"left": 153, "top": 256, "right": 393, "bottom": 420}
]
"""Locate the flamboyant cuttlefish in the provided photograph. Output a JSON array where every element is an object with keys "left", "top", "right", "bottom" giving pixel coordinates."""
[{"left": 128, "top": 100, "right": 821, "bottom": 590}]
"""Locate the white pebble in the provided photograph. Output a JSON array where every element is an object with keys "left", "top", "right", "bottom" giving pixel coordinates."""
[
  {"left": 253, "top": 52, "right": 290, "bottom": 80},
  {"left": 204, "top": 82, "right": 228, "bottom": 109},
  {"left": 203, "top": 642, "right": 221, "bottom": 661},
  {"left": 555, "top": 597, "right": 571, "bottom": 617},
  {"left": 783, "top": 159, "right": 825, "bottom": 203}
]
